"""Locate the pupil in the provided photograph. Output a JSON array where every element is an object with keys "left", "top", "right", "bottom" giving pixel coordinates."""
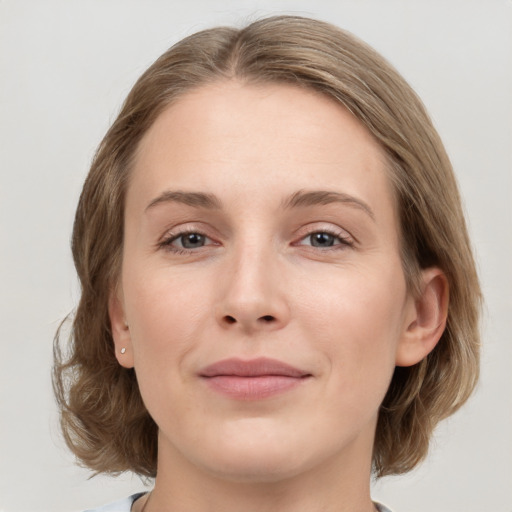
[
  {"left": 182, "top": 233, "right": 204, "bottom": 248},
  {"left": 311, "top": 232, "right": 334, "bottom": 247}
]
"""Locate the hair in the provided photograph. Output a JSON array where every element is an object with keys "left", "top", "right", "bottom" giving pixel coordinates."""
[{"left": 53, "top": 15, "right": 481, "bottom": 478}]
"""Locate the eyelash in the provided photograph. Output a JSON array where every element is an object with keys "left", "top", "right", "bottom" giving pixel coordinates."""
[
  {"left": 157, "top": 228, "right": 214, "bottom": 255},
  {"left": 157, "top": 227, "right": 354, "bottom": 255},
  {"left": 296, "top": 228, "right": 354, "bottom": 250}
]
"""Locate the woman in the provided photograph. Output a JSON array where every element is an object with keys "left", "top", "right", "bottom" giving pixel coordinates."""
[{"left": 53, "top": 15, "right": 481, "bottom": 512}]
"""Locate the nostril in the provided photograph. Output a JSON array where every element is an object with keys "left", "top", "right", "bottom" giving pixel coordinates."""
[{"left": 221, "top": 314, "right": 277, "bottom": 326}]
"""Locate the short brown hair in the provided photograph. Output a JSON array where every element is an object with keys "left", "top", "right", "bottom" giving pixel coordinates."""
[{"left": 53, "top": 15, "right": 481, "bottom": 478}]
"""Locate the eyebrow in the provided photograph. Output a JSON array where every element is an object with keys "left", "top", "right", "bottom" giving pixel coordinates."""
[
  {"left": 145, "top": 191, "right": 222, "bottom": 211},
  {"left": 282, "top": 190, "right": 375, "bottom": 221},
  {"left": 145, "top": 188, "right": 375, "bottom": 221}
]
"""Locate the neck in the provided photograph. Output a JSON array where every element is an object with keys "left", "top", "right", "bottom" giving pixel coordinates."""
[{"left": 145, "top": 430, "right": 376, "bottom": 512}]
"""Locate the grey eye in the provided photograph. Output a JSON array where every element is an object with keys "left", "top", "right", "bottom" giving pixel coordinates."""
[
  {"left": 179, "top": 233, "right": 206, "bottom": 248},
  {"left": 309, "top": 232, "right": 336, "bottom": 247}
]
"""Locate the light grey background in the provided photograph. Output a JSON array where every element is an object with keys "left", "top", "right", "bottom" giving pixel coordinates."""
[{"left": 1, "top": 1, "right": 510, "bottom": 511}]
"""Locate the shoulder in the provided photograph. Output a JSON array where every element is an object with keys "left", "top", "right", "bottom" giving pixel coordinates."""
[
  {"left": 83, "top": 495, "right": 391, "bottom": 512},
  {"left": 374, "top": 502, "right": 394, "bottom": 512},
  {"left": 83, "top": 493, "right": 146, "bottom": 512}
]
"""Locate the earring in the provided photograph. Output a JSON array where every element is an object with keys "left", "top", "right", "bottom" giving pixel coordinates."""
[{"left": 120, "top": 347, "right": 126, "bottom": 354}]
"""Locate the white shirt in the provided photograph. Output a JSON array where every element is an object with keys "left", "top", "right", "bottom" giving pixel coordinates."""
[{"left": 84, "top": 494, "right": 393, "bottom": 512}]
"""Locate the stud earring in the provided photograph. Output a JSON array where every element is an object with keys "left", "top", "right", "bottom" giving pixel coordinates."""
[{"left": 120, "top": 347, "right": 126, "bottom": 354}]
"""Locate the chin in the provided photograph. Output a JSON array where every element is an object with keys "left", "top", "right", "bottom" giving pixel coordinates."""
[{"left": 185, "top": 419, "right": 323, "bottom": 483}]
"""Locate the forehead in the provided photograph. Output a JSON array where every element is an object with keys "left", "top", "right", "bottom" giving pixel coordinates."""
[
  {"left": 129, "top": 81, "right": 396, "bottom": 226},
  {"left": 135, "top": 80, "right": 385, "bottom": 168}
]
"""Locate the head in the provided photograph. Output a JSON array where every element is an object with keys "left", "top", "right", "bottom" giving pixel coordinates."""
[{"left": 54, "top": 15, "right": 481, "bottom": 479}]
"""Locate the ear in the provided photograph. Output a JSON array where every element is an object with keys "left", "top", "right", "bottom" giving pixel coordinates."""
[
  {"left": 108, "top": 287, "right": 135, "bottom": 368},
  {"left": 395, "top": 267, "right": 449, "bottom": 367}
]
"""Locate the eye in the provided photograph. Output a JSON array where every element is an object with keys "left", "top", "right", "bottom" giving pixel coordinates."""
[
  {"left": 174, "top": 232, "right": 207, "bottom": 249},
  {"left": 297, "top": 230, "right": 353, "bottom": 249},
  {"left": 159, "top": 230, "right": 215, "bottom": 253},
  {"left": 308, "top": 232, "right": 337, "bottom": 247}
]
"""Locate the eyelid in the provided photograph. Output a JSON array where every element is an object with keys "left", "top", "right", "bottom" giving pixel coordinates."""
[
  {"left": 292, "top": 223, "right": 355, "bottom": 247},
  {"left": 156, "top": 224, "right": 220, "bottom": 253},
  {"left": 155, "top": 222, "right": 355, "bottom": 254}
]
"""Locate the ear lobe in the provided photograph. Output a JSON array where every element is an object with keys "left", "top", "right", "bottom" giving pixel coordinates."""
[
  {"left": 395, "top": 268, "right": 449, "bottom": 367},
  {"left": 108, "top": 289, "right": 135, "bottom": 369}
]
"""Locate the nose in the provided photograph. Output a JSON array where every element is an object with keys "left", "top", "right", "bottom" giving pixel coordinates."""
[{"left": 215, "top": 244, "right": 290, "bottom": 333}]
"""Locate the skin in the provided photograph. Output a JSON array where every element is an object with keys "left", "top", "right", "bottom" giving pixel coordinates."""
[{"left": 110, "top": 82, "right": 448, "bottom": 512}]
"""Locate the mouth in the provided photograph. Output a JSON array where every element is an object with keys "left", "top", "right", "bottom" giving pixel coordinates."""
[{"left": 199, "top": 357, "right": 312, "bottom": 400}]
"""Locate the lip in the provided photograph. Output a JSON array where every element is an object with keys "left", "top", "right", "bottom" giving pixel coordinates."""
[{"left": 199, "top": 357, "right": 312, "bottom": 400}]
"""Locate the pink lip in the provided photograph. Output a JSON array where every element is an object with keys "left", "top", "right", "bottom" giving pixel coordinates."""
[{"left": 199, "top": 357, "right": 311, "bottom": 400}]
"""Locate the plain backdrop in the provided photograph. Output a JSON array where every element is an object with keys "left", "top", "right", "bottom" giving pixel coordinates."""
[{"left": 0, "top": 1, "right": 511, "bottom": 511}]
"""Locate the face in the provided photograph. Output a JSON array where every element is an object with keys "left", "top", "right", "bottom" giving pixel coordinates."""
[{"left": 111, "top": 81, "right": 420, "bottom": 483}]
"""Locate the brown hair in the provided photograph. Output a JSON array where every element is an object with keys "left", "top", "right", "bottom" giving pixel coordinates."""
[{"left": 53, "top": 15, "right": 481, "bottom": 478}]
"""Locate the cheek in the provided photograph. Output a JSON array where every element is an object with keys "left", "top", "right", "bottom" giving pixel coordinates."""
[
  {"left": 123, "top": 267, "right": 212, "bottom": 364},
  {"left": 121, "top": 269, "right": 212, "bottom": 425},
  {"left": 297, "top": 261, "right": 406, "bottom": 392}
]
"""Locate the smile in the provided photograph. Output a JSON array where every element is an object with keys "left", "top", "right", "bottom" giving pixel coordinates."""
[{"left": 199, "top": 357, "right": 312, "bottom": 400}]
